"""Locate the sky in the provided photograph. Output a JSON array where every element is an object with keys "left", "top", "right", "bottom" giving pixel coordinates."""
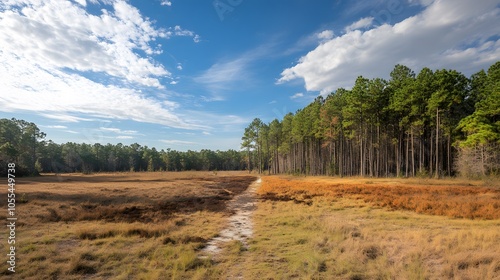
[{"left": 0, "top": 0, "right": 499, "bottom": 151}]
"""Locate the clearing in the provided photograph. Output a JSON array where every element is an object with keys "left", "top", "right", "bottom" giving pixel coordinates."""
[{"left": 0, "top": 172, "right": 498, "bottom": 279}]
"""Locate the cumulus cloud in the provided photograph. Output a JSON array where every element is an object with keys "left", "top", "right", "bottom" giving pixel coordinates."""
[
  {"left": 160, "top": 0, "right": 172, "bottom": 6},
  {"left": 0, "top": 52, "right": 206, "bottom": 130},
  {"left": 290, "top": 93, "right": 304, "bottom": 99},
  {"left": 160, "top": 140, "right": 197, "bottom": 145},
  {"left": 278, "top": 0, "right": 500, "bottom": 94},
  {"left": 0, "top": 0, "right": 204, "bottom": 130},
  {"left": 0, "top": 0, "right": 171, "bottom": 88}
]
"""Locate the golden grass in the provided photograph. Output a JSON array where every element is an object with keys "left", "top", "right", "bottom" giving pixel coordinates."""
[
  {"left": 2, "top": 172, "right": 498, "bottom": 279},
  {"left": 258, "top": 176, "right": 500, "bottom": 219},
  {"left": 231, "top": 193, "right": 500, "bottom": 279},
  {"left": 0, "top": 171, "right": 257, "bottom": 279}
]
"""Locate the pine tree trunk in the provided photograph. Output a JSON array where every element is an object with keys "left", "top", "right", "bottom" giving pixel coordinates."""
[
  {"left": 411, "top": 126, "right": 415, "bottom": 177},
  {"left": 435, "top": 109, "right": 439, "bottom": 179}
]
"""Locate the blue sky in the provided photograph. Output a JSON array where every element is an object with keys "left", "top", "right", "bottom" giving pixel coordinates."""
[{"left": 1, "top": 0, "right": 499, "bottom": 151}]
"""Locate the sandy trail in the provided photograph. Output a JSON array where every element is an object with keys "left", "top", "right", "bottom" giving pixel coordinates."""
[{"left": 200, "top": 177, "right": 261, "bottom": 257}]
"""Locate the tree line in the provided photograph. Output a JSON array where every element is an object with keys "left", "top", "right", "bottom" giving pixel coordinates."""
[
  {"left": 0, "top": 118, "right": 248, "bottom": 176},
  {"left": 242, "top": 62, "right": 500, "bottom": 178}
]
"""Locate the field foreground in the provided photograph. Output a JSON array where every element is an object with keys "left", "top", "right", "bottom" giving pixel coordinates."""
[
  {"left": 0, "top": 171, "right": 257, "bottom": 279},
  {"left": 230, "top": 176, "right": 499, "bottom": 279},
  {"left": 0, "top": 173, "right": 499, "bottom": 279}
]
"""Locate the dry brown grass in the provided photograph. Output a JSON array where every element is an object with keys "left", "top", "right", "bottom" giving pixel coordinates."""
[
  {"left": 1, "top": 172, "right": 498, "bottom": 279},
  {"left": 218, "top": 175, "right": 499, "bottom": 279},
  {"left": 258, "top": 176, "right": 500, "bottom": 219},
  {"left": 0, "top": 171, "right": 257, "bottom": 279},
  {"left": 234, "top": 197, "right": 500, "bottom": 279}
]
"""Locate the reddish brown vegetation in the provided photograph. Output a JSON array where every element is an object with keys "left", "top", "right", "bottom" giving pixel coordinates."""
[
  {"left": 9, "top": 172, "right": 257, "bottom": 225},
  {"left": 258, "top": 176, "right": 500, "bottom": 219}
]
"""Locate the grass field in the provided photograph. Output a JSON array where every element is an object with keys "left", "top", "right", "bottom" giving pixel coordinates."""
[
  {"left": 0, "top": 171, "right": 256, "bottom": 279},
  {"left": 1, "top": 172, "right": 499, "bottom": 279},
  {"left": 238, "top": 176, "right": 500, "bottom": 279}
]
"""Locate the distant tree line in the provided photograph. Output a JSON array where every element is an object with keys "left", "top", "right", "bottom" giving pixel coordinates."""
[
  {"left": 242, "top": 62, "right": 500, "bottom": 178},
  {"left": 0, "top": 118, "right": 248, "bottom": 176}
]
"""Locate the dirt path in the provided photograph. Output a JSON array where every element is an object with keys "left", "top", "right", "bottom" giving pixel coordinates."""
[{"left": 200, "top": 177, "right": 261, "bottom": 257}]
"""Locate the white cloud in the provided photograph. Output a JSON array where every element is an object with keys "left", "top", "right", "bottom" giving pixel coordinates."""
[
  {"left": 0, "top": 52, "right": 206, "bottom": 130},
  {"left": 196, "top": 58, "right": 248, "bottom": 95},
  {"left": 0, "top": 0, "right": 206, "bottom": 130},
  {"left": 181, "top": 110, "right": 250, "bottom": 133},
  {"left": 317, "top": 30, "right": 334, "bottom": 41},
  {"left": 176, "top": 63, "right": 183, "bottom": 70},
  {"left": 290, "top": 93, "right": 304, "bottom": 99},
  {"left": 344, "top": 17, "right": 374, "bottom": 32},
  {"left": 0, "top": 0, "right": 170, "bottom": 88},
  {"left": 74, "top": 0, "right": 87, "bottom": 7},
  {"left": 408, "top": 0, "right": 435, "bottom": 7},
  {"left": 116, "top": 135, "right": 134, "bottom": 139},
  {"left": 99, "top": 127, "right": 138, "bottom": 135},
  {"left": 193, "top": 34, "right": 201, "bottom": 43},
  {"left": 160, "top": 140, "right": 197, "bottom": 145},
  {"left": 168, "top": 25, "right": 201, "bottom": 43},
  {"left": 278, "top": 0, "right": 500, "bottom": 94},
  {"left": 160, "top": 1, "right": 172, "bottom": 6},
  {"left": 39, "top": 113, "right": 95, "bottom": 123},
  {"left": 195, "top": 44, "right": 272, "bottom": 98},
  {"left": 41, "top": 125, "right": 68, "bottom": 129}
]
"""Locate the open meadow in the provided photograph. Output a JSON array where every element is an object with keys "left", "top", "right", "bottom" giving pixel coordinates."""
[
  {"left": 0, "top": 172, "right": 499, "bottom": 279},
  {"left": 238, "top": 176, "right": 500, "bottom": 279},
  {"left": 0, "top": 171, "right": 257, "bottom": 279}
]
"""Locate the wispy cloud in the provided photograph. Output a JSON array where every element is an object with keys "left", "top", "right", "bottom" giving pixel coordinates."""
[
  {"left": 65, "top": 130, "right": 80, "bottom": 134},
  {"left": 99, "top": 127, "right": 139, "bottom": 135},
  {"left": 195, "top": 44, "right": 273, "bottom": 99},
  {"left": 278, "top": 0, "right": 500, "bottom": 94},
  {"left": 40, "top": 125, "right": 68, "bottom": 129},
  {"left": 317, "top": 30, "right": 334, "bottom": 41},
  {"left": 166, "top": 26, "right": 201, "bottom": 43},
  {"left": 160, "top": 140, "right": 197, "bottom": 145},
  {"left": 290, "top": 93, "right": 304, "bottom": 99},
  {"left": 344, "top": 17, "right": 374, "bottom": 32},
  {"left": 182, "top": 110, "right": 250, "bottom": 133},
  {"left": 195, "top": 57, "right": 250, "bottom": 98},
  {"left": 116, "top": 135, "right": 134, "bottom": 139},
  {"left": 39, "top": 113, "right": 95, "bottom": 123}
]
